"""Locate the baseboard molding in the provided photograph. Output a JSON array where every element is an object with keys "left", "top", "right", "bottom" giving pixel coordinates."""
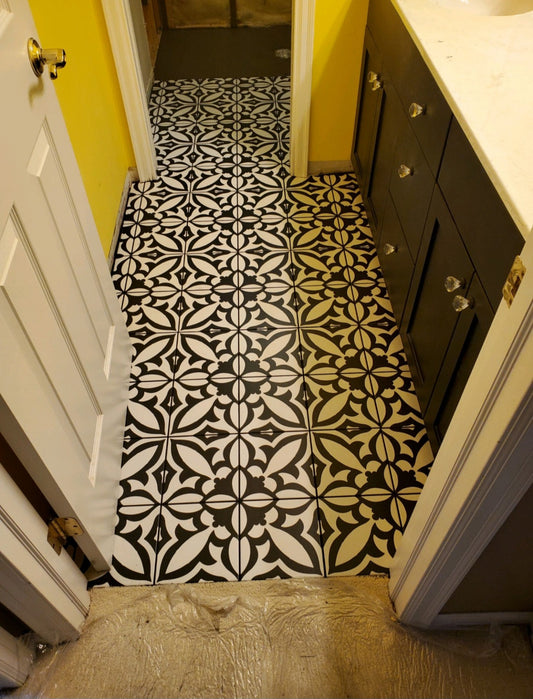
[
  {"left": 108, "top": 167, "right": 139, "bottom": 269},
  {"left": 308, "top": 160, "right": 354, "bottom": 175},
  {"left": 431, "top": 611, "right": 533, "bottom": 629},
  {"left": 0, "top": 627, "right": 33, "bottom": 688}
]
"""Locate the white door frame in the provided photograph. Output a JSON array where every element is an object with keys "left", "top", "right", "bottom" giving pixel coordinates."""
[
  {"left": 104, "top": 0, "right": 533, "bottom": 628},
  {"left": 290, "top": 0, "right": 315, "bottom": 177},
  {"left": 102, "top": 2, "right": 157, "bottom": 181},
  {"left": 106, "top": 0, "right": 315, "bottom": 180}
]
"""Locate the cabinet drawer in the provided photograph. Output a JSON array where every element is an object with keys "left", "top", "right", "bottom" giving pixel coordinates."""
[
  {"left": 368, "top": 0, "right": 451, "bottom": 175},
  {"left": 389, "top": 117, "right": 434, "bottom": 261},
  {"left": 400, "top": 55, "right": 451, "bottom": 176},
  {"left": 377, "top": 196, "right": 414, "bottom": 326},
  {"left": 438, "top": 118, "right": 524, "bottom": 311}
]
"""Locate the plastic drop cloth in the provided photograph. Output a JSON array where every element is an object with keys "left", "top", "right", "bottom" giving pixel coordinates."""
[{"left": 7, "top": 576, "right": 533, "bottom": 699}]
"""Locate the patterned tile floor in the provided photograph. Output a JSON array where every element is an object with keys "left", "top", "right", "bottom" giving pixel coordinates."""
[{"left": 104, "top": 75, "right": 433, "bottom": 586}]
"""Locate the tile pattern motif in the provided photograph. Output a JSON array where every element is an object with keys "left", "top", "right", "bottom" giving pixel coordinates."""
[{"left": 106, "top": 76, "right": 433, "bottom": 586}]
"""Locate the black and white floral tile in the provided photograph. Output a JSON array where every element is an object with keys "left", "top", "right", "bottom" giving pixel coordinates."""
[{"left": 106, "top": 75, "right": 433, "bottom": 586}]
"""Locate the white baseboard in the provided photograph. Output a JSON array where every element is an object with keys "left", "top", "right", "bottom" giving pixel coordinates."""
[
  {"left": 431, "top": 611, "right": 533, "bottom": 629},
  {"left": 308, "top": 160, "right": 354, "bottom": 175},
  {"left": 0, "top": 626, "right": 33, "bottom": 688},
  {"left": 108, "top": 167, "right": 139, "bottom": 268}
]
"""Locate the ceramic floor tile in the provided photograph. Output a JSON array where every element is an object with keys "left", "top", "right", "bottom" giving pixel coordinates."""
[
  {"left": 318, "top": 496, "right": 394, "bottom": 576},
  {"left": 239, "top": 498, "right": 324, "bottom": 580},
  {"left": 239, "top": 374, "right": 309, "bottom": 434},
  {"left": 110, "top": 503, "right": 161, "bottom": 585},
  {"left": 128, "top": 331, "right": 179, "bottom": 381},
  {"left": 305, "top": 373, "right": 380, "bottom": 433},
  {"left": 299, "top": 324, "right": 367, "bottom": 376},
  {"left": 173, "top": 329, "right": 241, "bottom": 382},
  {"left": 168, "top": 377, "right": 240, "bottom": 436},
  {"left": 123, "top": 380, "right": 175, "bottom": 442},
  {"left": 239, "top": 432, "right": 316, "bottom": 500},
  {"left": 239, "top": 285, "right": 299, "bottom": 329},
  {"left": 155, "top": 500, "right": 240, "bottom": 583},
  {"left": 118, "top": 437, "right": 169, "bottom": 506},
  {"left": 291, "top": 248, "right": 356, "bottom": 288},
  {"left": 311, "top": 430, "right": 388, "bottom": 499},
  {"left": 295, "top": 284, "right": 359, "bottom": 327},
  {"left": 238, "top": 325, "right": 303, "bottom": 377},
  {"left": 109, "top": 75, "right": 433, "bottom": 586},
  {"left": 163, "top": 433, "right": 241, "bottom": 504}
]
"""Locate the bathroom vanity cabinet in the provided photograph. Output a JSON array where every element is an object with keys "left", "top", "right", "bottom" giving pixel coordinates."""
[{"left": 352, "top": 0, "right": 524, "bottom": 450}]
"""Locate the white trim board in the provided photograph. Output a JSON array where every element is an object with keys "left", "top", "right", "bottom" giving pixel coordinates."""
[
  {"left": 0, "top": 626, "right": 33, "bottom": 689},
  {"left": 289, "top": 0, "right": 315, "bottom": 178},
  {"left": 108, "top": 167, "right": 139, "bottom": 268},
  {"left": 389, "top": 233, "right": 533, "bottom": 629},
  {"left": 102, "top": 1, "right": 157, "bottom": 181},
  {"left": 0, "top": 461, "right": 89, "bottom": 644}
]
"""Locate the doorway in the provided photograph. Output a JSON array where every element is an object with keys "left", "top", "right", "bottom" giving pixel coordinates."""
[{"left": 143, "top": 0, "right": 292, "bottom": 81}]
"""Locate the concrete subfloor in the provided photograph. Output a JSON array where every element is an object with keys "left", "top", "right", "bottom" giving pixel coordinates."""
[
  {"left": 154, "top": 25, "right": 291, "bottom": 80},
  {"left": 10, "top": 576, "right": 533, "bottom": 698}
]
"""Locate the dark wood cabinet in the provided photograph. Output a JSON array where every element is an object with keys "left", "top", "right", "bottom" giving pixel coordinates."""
[
  {"left": 353, "top": 0, "right": 524, "bottom": 450},
  {"left": 352, "top": 30, "right": 383, "bottom": 209}
]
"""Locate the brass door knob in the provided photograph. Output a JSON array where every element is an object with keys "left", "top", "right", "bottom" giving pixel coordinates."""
[{"left": 28, "top": 38, "right": 66, "bottom": 80}]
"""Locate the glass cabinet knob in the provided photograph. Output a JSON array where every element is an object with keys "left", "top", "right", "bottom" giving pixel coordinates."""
[
  {"left": 409, "top": 102, "right": 425, "bottom": 119},
  {"left": 367, "top": 71, "right": 378, "bottom": 83},
  {"left": 383, "top": 243, "right": 398, "bottom": 255},
  {"left": 444, "top": 275, "right": 465, "bottom": 293},
  {"left": 452, "top": 295, "right": 473, "bottom": 313},
  {"left": 398, "top": 164, "right": 413, "bottom": 178},
  {"left": 371, "top": 79, "right": 383, "bottom": 91}
]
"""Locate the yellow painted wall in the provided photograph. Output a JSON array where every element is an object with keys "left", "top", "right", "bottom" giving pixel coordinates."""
[
  {"left": 309, "top": 0, "right": 369, "bottom": 166},
  {"left": 28, "top": 0, "right": 135, "bottom": 255}
]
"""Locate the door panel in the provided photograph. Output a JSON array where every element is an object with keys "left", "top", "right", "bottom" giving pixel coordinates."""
[{"left": 0, "top": 0, "right": 131, "bottom": 571}]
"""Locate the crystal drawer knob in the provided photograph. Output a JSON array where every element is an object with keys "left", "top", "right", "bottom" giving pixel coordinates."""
[
  {"left": 383, "top": 243, "right": 398, "bottom": 255},
  {"left": 371, "top": 79, "right": 383, "bottom": 92},
  {"left": 444, "top": 275, "right": 465, "bottom": 293},
  {"left": 452, "top": 295, "right": 473, "bottom": 313},
  {"left": 409, "top": 102, "right": 425, "bottom": 118},
  {"left": 398, "top": 164, "right": 413, "bottom": 178},
  {"left": 367, "top": 71, "right": 378, "bottom": 83}
]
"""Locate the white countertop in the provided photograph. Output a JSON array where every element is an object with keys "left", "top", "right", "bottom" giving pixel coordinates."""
[{"left": 390, "top": 0, "right": 533, "bottom": 238}]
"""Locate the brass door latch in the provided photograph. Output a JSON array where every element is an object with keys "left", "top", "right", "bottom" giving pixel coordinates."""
[
  {"left": 47, "top": 517, "right": 83, "bottom": 555},
  {"left": 503, "top": 256, "right": 526, "bottom": 308}
]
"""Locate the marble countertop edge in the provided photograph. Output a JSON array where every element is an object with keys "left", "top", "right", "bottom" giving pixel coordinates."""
[{"left": 390, "top": 0, "right": 533, "bottom": 239}]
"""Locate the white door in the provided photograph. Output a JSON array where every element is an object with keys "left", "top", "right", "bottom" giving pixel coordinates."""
[{"left": 0, "top": 0, "right": 131, "bottom": 572}]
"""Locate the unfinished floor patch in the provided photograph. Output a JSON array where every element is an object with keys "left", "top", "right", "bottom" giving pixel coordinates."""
[{"left": 11, "top": 577, "right": 533, "bottom": 698}]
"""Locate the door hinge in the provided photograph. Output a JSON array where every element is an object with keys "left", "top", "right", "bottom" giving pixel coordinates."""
[
  {"left": 47, "top": 517, "right": 83, "bottom": 555},
  {"left": 502, "top": 256, "right": 526, "bottom": 308}
]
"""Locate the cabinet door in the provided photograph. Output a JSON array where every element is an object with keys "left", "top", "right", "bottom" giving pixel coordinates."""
[
  {"left": 439, "top": 118, "right": 524, "bottom": 311},
  {"left": 365, "top": 78, "right": 403, "bottom": 243},
  {"left": 352, "top": 30, "right": 383, "bottom": 202},
  {"left": 425, "top": 274, "right": 493, "bottom": 450},
  {"left": 401, "top": 188, "right": 474, "bottom": 413},
  {"left": 377, "top": 196, "right": 414, "bottom": 326}
]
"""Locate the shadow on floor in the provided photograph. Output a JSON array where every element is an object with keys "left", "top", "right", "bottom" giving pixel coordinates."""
[{"left": 155, "top": 25, "right": 291, "bottom": 80}]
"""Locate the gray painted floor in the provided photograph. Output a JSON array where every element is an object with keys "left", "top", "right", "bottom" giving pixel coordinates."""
[{"left": 154, "top": 25, "right": 291, "bottom": 80}]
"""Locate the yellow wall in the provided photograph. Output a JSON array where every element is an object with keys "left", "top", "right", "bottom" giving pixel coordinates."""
[
  {"left": 28, "top": 0, "right": 135, "bottom": 255},
  {"left": 309, "top": 0, "right": 369, "bottom": 166}
]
